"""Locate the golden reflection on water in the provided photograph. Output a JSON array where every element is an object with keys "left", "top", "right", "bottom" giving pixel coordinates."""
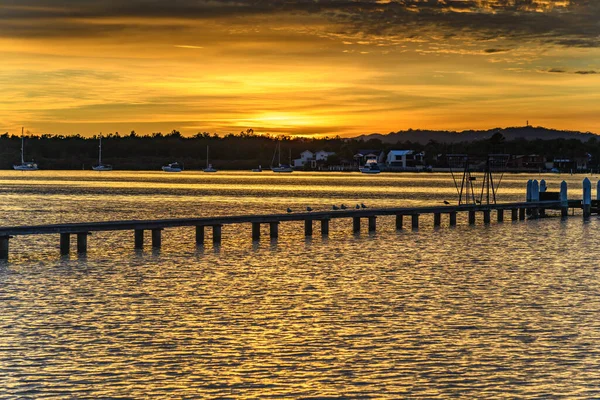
[{"left": 1, "top": 171, "right": 600, "bottom": 398}]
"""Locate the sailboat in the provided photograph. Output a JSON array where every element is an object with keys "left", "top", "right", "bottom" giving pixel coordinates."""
[
  {"left": 252, "top": 165, "right": 263, "bottom": 172},
  {"left": 270, "top": 141, "right": 293, "bottom": 173},
  {"left": 162, "top": 162, "right": 183, "bottom": 172},
  {"left": 13, "top": 127, "right": 39, "bottom": 171},
  {"left": 92, "top": 134, "right": 113, "bottom": 171},
  {"left": 203, "top": 145, "right": 217, "bottom": 172}
]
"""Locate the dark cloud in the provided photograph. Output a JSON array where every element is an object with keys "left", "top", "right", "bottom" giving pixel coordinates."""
[
  {"left": 1, "top": 0, "right": 599, "bottom": 48},
  {"left": 548, "top": 68, "right": 567, "bottom": 73},
  {"left": 484, "top": 48, "right": 511, "bottom": 54},
  {"left": 575, "top": 70, "right": 597, "bottom": 74}
]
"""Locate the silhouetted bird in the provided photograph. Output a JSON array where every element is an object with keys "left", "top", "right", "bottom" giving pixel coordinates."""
[
  {"left": 340, "top": 204, "right": 348, "bottom": 210},
  {"left": 306, "top": 206, "right": 313, "bottom": 212},
  {"left": 332, "top": 205, "right": 340, "bottom": 210},
  {"left": 361, "top": 203, "right": 367, "bottom": 209},
  {"left": 443, "top": 200, "right": 450, "bottom": 205},
  {"left": 355, "top": 204, "right": 360, "bottom": 209},
  {"left": 475, "top": 199, "right": 482, "bottom": 204},
  {"left": 287, "top": 208, "right": 293, "bottom": 213}
]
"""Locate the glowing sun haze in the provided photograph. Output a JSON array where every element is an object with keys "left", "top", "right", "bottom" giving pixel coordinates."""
[{"left": 1, "top": 0, "right": 600, "bottom": 137}]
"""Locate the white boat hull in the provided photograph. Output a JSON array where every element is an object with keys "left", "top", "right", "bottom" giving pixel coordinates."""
[
  {"left": 162, "top": 167, "right": 182, "bottom": 172},
  {"left": 13, "top": 163, "right": 38, "bottom": 171},
  {"left": 92, "top": 165, "right": 113, "bottom": 171}
]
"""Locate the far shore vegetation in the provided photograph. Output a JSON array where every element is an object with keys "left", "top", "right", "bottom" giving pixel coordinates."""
[{"left": 1, "top": 128, "right": 598, "bottom": 170}]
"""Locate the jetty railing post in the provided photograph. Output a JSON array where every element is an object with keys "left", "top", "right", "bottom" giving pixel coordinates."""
[
  {"left": 497, "top": 209, "right": 504, "bottom": 223},
  {"left": 76, "top": 232, "right": 89, "bottom": 253},
  {"left": 395, "top": 214, "right": 403, "bottom": 230},
  {"left": 195, "top": 226, "right": 205, "bottom": 245},
  {"left": 519, "top": 208, "right": 526, "bottom": 220},
  {"left": 320, "top": 219, "right": 329, "bottom": 236},
  {"left": 526, "top": 179, "right": 533, "bottom": 202},
  {"left": 411, "top": 214, "right": 419, "bottom": 230},
  {"left": 252, "top": 222, "right": 261, "bottom": 241},
  {"left": 468, "top": 210, "right": 476, "bottom": 225},
  {"left": 151, "top": 228, "right": 162, "bottom": 248},
  {"left": 269, "top": 222, "right": 279, "bottom": 238},
  {"left": 60, "top": 233, "right": 70, "bottom": 255},
  {"left": 353, "top": 217, "right": 361, "bottom": 233},
  {"left": 134, "top": 229, "right": 144, "bottom": 249},
  {"left": 597, "top": 180, "right": 600, "bottom": 215},
  {"left": 0, "top": 236, "right": 10, "bottom": 260},
  {"left": 483, "top": 209, "right": 491, "bottom": 224},
  {"left": 531, "top": 180, "right": 540, "bottom": 218},
  {"left": 560, "top": 181, "right": 568, "bottom": 219},
  {"left": 583, "top": 177, "right": 592, "bottom": 220},
  {"left": 212, "top": 225, "right": 222, "bottom": 244},
  {"left": 305, "top": 219, "right": 313, "bottom": 236},
  {"left": 511, "top": 208, "right": 518, "bottom": 221},
  {"left": 540, "top": 179, "right": 547, "bottom": 193},
  {"left": 368, "top": 216, "right": 377, "bottom": 232},
  {"left": 449, "top": 211, "right": 457, "bottom": 227},
  {"left": 433, "top": 213, "right": 441, "bottom": 227}
]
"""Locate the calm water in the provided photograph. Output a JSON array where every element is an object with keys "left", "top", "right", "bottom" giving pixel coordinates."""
[{"left": 2, "top": 171, "right": 600, "bottom": 398}]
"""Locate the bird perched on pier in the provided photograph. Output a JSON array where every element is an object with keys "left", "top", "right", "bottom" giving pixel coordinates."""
[
  {"left": 332, "top": 205, "right": 339, "bottom": 210},
  {"left": 475, "top": 199, "right": 482, "bottom": 204},
  {"left": 306, "top": 206, "right": 313, "bottom": 212},
  {"left": 355, "top": 204, "right": 360, "bottom": 209},
  {"left": 287, "top": 207, "right": 293, "bottom": 213},
  {"left": 340, "top": 204, "right": 348, "bottom": 210},
  {"left": 443, "top": 200, "right": 450, "bottom": 205},
  {"left": 361, "top": 203, "right": 367, "bottom": 209}
]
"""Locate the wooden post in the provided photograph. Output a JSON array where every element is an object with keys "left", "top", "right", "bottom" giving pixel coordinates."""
[
  {"left": 468, "top": 210, "right": 476, "bottom": 225},
  {"left": 483, "top": 209, "right": 491, "bottom": 224},
  {"left": 76, "top": 232, "right": 88, "bottom": 253},
  {"left": 0, "top": 236, "right": 9, "bottom": 260},
  {"left": 497, "top": 209, "right": 504, "bottom": 223},
  {"left": 368, "top": 216, "right": 376, "bottom": 232},
  {"left": 252, "top": 222, "right": 261, "bottom": 241},
  {"left": 540, "top": 179, "right": 547, "bottom": 193},
  {"left": 60, "top": 233, "right": 70, "bottom": 255},
  {"left": 519, "top": 208, "right": 526, "bottom": 220},
  {"left": 511, "top": 208, "right": 518, "bottom": 221},
  {"left": 195, "top": 226, "right": 205, "bottom": 245},
  {"left": 411, "top": 214, "right": 419, "bottom": 230},
  {"left": 526, "top": 179, "right": 532, "bottom": 202},
  {"left": 135, "top": 229, "right": 144, "bottom": 249},
  {"left": 449, "top": 212, "right": 457, "bottom": 227},
  {"left": 270, "top": 222, "right": 279, "bottom": 238},
  {"left": 212, "top": 225, "right": 222, "bottom": 244},
  {"left": 320, "top": 219, "right": 329, "bottom": 236},
  {"left": 395, "top": 214, "right": 403, "bottom": 230},
  {"left": 151, "top": 228, "right": 162, "bottom": 248},
  {"left": 531, "top": 180, "right": 540, "bottom": 219},
  {"left": 353, "top": 217, "right": 361, "bottom": 233},
  {"left": 433, "top": 213, "right": 441, "bottom": 227},
  {"left": 305, "top": 219, "right": 313, "bottom": 236},
  {"left": 583, "top": 177, "right": 592, "bottom": 220},
  {"left": 560, "top": 181, "right": 568, "bottom": 219}
]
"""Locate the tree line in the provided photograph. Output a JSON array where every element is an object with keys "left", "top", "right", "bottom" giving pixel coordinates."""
[{"left": 0, "top": 129, "right": 597, "bottom": 170}]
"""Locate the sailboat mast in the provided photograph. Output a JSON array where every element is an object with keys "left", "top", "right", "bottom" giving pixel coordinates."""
[
  {"left": 278, "top": 142, "right": 281, "bottom": 166},
  {"left": 207, "top": 145, "right": 209, "bottom": 168},
  {"left": 21, "top": 127, "right": 24, "bottom": 164},
  {"left": 98, "top": 134, "right": 102, "bottom": 165}
]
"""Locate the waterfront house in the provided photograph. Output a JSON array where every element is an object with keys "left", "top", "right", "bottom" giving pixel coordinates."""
[
  {"left": 385, "top": 150, "right": 425, "bottom": 169},
  {"left": 354, "top": 150, "right": 385, "bottom": 167}
]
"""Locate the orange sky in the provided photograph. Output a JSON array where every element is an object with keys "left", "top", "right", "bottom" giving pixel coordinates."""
[{"left": 1, "top": 1, "right": 600, "bottom": 137}]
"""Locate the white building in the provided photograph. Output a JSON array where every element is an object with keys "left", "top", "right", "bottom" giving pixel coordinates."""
[
  {"left": 293, "top": 150, "right": 335, "bottom": 168},
  {"left": 386, "top": 150, "right": 424, "bottom": 168}
]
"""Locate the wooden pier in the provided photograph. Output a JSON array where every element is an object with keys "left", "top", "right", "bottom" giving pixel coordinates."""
[{"left": 0, "top": 200, "right": 573, "bottom": 260}]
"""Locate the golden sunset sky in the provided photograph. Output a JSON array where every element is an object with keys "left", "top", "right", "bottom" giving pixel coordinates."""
[{"left": 1, "top": 0, "right": 600, "bottom": 137}]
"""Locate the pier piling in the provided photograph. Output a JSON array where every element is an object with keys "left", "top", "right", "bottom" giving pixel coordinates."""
[
  {"left": 483, "top": 210, "right": 491, "bottom": 224},
  {"left": 353, "top": 217, "right": 361, "bottom": 233},
  {"left": 0, "top": 237, "right": 9, "bottom": 260},
  {"left": 305, "top": 220, "right": 313, "bottom": 236},
  {"left": 411, "top": 214, "right": 419, "bottom": 230},
  {"left": 134, "top": 229, "right": 144, "bottom": 249},
  {"left": 60, "top": 233, "right": 70, "bottom": 255},
  {"left": 468, "top": 210, "right": 476, "bottom": 225},
  {"left": 76, "top": 232, "right": 88, "bottom": 253},
  {"left": 497, "top": 209, "right": 504, "bottom": 223},
  {"left": 212, "top": 225, "right": 222, "bottom": 244},
  {"left": 195, "top": 226, "right": 205, "bottom": 245},
  {"left": 320, "top": 219, "right": 329, "bottom": 236},
  {"left": 519, "top": 208, "right": 526, "bottom": 221},
  {"left": 368, "top": 216, "right": 377, "bottom": 232},
  {"left": 252, "top": 222, "right": 261, "bottom": 241},
  {"left": 396, "top": 214, "right": 403, "bottom": 230},
  {"left": 583, "top": 178, "right": 592, "bottom": 220},
  {"left": 560, "top": 181, "right": 568, "bottom": 219},
  {"left": 449, "top": 212, "right": 457, "bottom": 226},
  {"left": 434, "top": 213, "right": 441, "bottom": 227},
  {"left": 151, "top": 229, "right": 162, "bottom": 248},
  {"left": 511, "top": 208, "right": 518, "bottom": 221},
  {"left": 270, "top": 222, "right": 279, "bottom": 238}
]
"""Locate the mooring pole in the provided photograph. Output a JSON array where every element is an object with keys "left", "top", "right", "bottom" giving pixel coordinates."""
[
  {"left": 560, "top": 181, "right": 568, "bottom": 219},
  {"left": 583, "top": 177, "right": 591, "bottom": 220}
]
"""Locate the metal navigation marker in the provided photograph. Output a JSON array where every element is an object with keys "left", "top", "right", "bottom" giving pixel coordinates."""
[{"left": 447, "top": 154, "right": 510, "bottom": 205}]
